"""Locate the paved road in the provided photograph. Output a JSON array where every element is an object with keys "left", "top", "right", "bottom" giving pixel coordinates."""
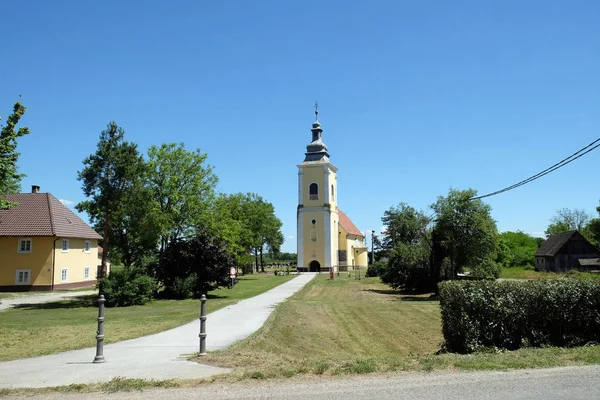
[
  {"left": 0, "top": 274, "right": 315, "bottom": 389},
  {"left": 12, "top": 365, "right": 600, "bottom": 400},
  {"left": 0, "top": 290, "right": 97, "bottom": 311}
]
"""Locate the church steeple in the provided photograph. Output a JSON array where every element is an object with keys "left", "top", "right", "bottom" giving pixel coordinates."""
[{"left": 304, "top": 105, "right": 330, "bottom": 162}]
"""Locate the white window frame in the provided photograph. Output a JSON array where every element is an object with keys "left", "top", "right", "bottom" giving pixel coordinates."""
[
  {"left": 84, "top": 240, "right": 91, "bottom": 253},
  {"left": 15, "top": 269, "right": 31, "bottom": 285},
  {"left": 61, "top": 239, "right": 69, "bottom": 253},
  {"left": 61, "top": 268, "right": 68, "bottom": 283},
  {"left": 17, "top": 238, "right": 32, "bottom": 253},
  {"left": 84, "top": 266, "right": 91, "bottom": 280}
]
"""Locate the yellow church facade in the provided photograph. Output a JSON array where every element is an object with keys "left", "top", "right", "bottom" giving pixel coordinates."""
[{"left": 297, "top": 111, "right": 368, "bottom": 272}]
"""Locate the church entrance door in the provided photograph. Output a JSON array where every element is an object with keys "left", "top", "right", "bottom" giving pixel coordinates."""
[{"left": 309, "top": 260, "right": 321, "bottom": 272}]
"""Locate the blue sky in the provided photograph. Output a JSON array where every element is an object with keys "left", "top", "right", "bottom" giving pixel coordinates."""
[{"left": 1, "top": 1, "right": 599, "bottom": 252}]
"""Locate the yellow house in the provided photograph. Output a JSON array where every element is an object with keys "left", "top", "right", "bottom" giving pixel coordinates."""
[
  {"left": 0, "top": 186, "right": 102, "bottom": 291},
  {"left": 297, "top": 110, "right": 368, "bottom": 272}
]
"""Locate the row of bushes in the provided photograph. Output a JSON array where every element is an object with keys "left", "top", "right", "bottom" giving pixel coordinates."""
[{"left": 439, "top": 279, "right": 600, "bottom": 353}]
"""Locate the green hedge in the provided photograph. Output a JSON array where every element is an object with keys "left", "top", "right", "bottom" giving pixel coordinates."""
[{"left": 439, "top": 280, "right": 600, "bottom": 353}]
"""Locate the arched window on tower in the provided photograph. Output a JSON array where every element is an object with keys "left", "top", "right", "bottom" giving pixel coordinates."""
[
  {"left": 309, "top": 183, "right": 318, "bottom": 200},
  {"left": 331, "top": 185, "right": 334, "bottom": 201}
]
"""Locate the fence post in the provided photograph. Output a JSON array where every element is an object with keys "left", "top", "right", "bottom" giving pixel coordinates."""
[
  {"left": 199, "top": 294, "right": 207, "bottom": 355},
  {"left": 93, "top": 294, "right": 106, "bottom": 363}
]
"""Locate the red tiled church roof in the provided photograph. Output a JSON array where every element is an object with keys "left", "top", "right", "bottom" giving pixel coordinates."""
[
  {"left": 0, "top": 193, "right": 102, "bottom": 239},
  {"left": 338, "top": 209, "right": 364, "bottom": 238}
]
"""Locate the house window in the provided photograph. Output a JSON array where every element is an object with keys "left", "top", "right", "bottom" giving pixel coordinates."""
[
  {"left": 61, "top": 239, "right": 69, "bottom": 253},
  {"left": 15, "top": 269, "right": 31, "bottom": 284},
  {"left": 84, "top": 266, "right": 91, "bottom": 280},
  {"left": 84, "top": 240, "right": 91, "bottom": 253},
  {"left": 61, "top": 268, "right": 68, "bottom": 283},
  {"left": 18, "top": 238, "right": 32, "bottom": 253},
  {"left": 309, "top": 183, "right": 319, "bottom": 200}
]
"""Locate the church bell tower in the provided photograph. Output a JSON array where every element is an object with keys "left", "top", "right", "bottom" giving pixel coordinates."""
[{"left": 297, "top": 108, "right": 338, "bottom": 272}]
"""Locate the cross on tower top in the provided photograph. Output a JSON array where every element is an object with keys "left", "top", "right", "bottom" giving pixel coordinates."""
[{"left": 314, "top": 101, "right": 319, "bottom": 121}]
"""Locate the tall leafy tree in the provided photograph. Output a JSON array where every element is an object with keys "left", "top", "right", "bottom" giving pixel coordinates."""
[
  {"left": 146, "top": 143, "right": 218, "bottom": 254},
  {"left": 0, "top": 101, "right": 29, "bottom": 209},
  {"left": 588, "top": 202, "right": 600, "bottom": 247},
  {"left": 545, "top": 208, "right": 591, "bottom": 237},
  {"left": 76, "top": 122, "right": 143, "bottom": 278},
  {"left": 431, "top": 189, "right": 499, "bottom": 280},
  {"left": 495, "top": 231, "right": 538, "bottom": 268},
  {"left": 379, "top": 203, "right": 432, "bottom": 291}
]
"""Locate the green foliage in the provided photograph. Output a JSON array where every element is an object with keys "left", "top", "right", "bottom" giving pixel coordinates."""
[
  {"left": 379, "top": 203, "right": 434, "bottom": 291},
  {"left": 439, "top": 280, "right": 600, "bottom": 353},
  {"left": 99, "top": 268, "right": 157, "bottom": 307},
  {"left": 365, "top": 260, "right": 387, "bottom": 277},
  {"left": 381, "top": 243, "right": 432, "bottom": 291},
  {"left": 210, "top": 193, "right": 283, "bottom": 272},
  {"left": 496, "top": 231, "right": 539, "bottom": 268},
  {"left": 157, "top": 229, "right": 235, "bottom": 298},
  {"left": 431, "top": 189, "right": 498, "bottom": 279},
  {"left": 0, "top": 101, "right": 29, "bottom": 209},
  {"left": 146, "top": 143, "right": 218, "bottom": 253},
  {"left": 76, "top": 122, "right": 144, "bottom": 278},
  {"left": 381, "top": 202, "right": 429, "bottom": 251},
  {"left": 545, "top": 208, "right": 591, "bottom": 237}
]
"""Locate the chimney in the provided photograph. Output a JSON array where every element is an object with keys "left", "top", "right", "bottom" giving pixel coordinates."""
[{"left": 31, "top": 185, "right": 40, "bottom": 194}]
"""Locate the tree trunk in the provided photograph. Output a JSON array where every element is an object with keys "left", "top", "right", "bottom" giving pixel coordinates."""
[
  {"left": 254, "top": 248, "right": 259, "bottom": 273},
  {"left": 260, "top": 246, "right": 264, "bottom": 273}
]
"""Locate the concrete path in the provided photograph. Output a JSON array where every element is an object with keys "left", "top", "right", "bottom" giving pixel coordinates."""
[
  {"left": 0, "top": 273, "right": 316, "bottom": 389},
  {"left": 0, "top": 290, "right": 97, "bottom": 311}
]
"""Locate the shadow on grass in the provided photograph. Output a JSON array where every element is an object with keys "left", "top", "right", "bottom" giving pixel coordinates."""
[
  {"left": 11, "top": 295, "right": 98, "bottom": 310},
  {"left": 364, "top": 288, "right": 439, "bottom": 302}
]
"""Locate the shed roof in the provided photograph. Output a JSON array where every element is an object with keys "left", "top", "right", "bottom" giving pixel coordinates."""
[
  {"left": 338, "top": 209, "right": 364, "bottom": 238},
  {"left": 0, "top": 193, "right": 102, "bottom": 239},
  {"left": 534, "top": 231, "right": 578, "bottom": 257}
]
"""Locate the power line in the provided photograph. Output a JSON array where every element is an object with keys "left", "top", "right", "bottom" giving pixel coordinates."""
[{"left": 471, "top": 137, "right": 600, "bottom": 200}]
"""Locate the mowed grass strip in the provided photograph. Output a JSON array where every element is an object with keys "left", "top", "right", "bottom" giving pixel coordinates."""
[
  {"left": 500, "top": 266, "right": 600, "bottom": 280},
  {"left": 203, "top": 274, "right": 443, "bottom": 374},
  {"left": 0, "top": 273, "right": 296, "bottom": 361},
  {"left": 203, "top": 274, "right": 600, "bottom": 379}
]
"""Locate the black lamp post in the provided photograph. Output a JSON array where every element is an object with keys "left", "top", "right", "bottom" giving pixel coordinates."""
[{"left": 370, "top": 230, "right": 376, "bottom": 265}]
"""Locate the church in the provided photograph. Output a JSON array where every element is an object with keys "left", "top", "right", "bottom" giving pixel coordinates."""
[{"left": 296, "top": 110, "right": 368, "bottom": 272}]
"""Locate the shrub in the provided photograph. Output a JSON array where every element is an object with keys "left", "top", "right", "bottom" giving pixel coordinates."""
[
  {"left": 99, "top": 268, "right": 157, "bottom": 307},
  {"left": 365, "top": 260, "right": 386, "bottom": 277},
  {"left": 439, "top": 279, "right": 600, "bottom": 353},
  {"left": 157, "top": 229, "right": 235, "bottom": 299},
  {"left": 273, "top": 269, "right": 279, "bottom": 276}
]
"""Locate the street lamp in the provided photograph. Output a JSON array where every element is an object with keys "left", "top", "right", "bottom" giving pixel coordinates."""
[{"left": 370, "top": 230, "right": 376, "bottom": 265}]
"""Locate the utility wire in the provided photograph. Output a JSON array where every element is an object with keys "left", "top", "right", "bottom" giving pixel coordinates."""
[{"left": 470, "top": 138, "right": 600, "bottom": 200}]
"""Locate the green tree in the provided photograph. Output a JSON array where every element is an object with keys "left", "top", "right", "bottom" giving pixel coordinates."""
[
  {"left": 146, "top": 143, "right": 218, "bottom": 255},
  {"left": 157, "top": 229, "right": 235, "bottom": 298},
  {"left": 0, "top": 101, "right": 29, "bottom": 209},
  {"left": 379, "top": 203, "right": 433, "bottom": 291},
  {"left": 109, "top": 174, "right": 160, "bottom": 268},
  {"left": 587, "top": 202, "right": 600, "bottom": 247},
  {"left": 496, "top": 231, "right": 538, "bottom": 268},
  {"left": 381, "top": 203, "right": 430, "bottom": 251},
  {"left": 431, "top": 189, "right": 499, "bottom": 280},
  {"left": 545, "top": 208, "right": 591, "bottom": 237},
  {"left": 76, "top": 122, "right": 143, "bottom": 279}
]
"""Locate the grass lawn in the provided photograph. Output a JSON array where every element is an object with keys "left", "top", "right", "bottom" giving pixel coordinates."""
[
  {"left": 202, "top": 274, "right": 600, "bottom": 380},
  {"left": 0, "top": 273, "right": 296, "bottom": 362},
  {"left": 500, "top": 266, "right": 600, "bottom": 280}
]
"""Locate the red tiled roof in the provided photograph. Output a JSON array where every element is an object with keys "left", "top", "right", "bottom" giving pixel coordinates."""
[
  {"left": 0, "top": 193, "right": 102, "bottom": 239},
  {"left": 338, "top": 209, "right": 364, "bottom": 237}
]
